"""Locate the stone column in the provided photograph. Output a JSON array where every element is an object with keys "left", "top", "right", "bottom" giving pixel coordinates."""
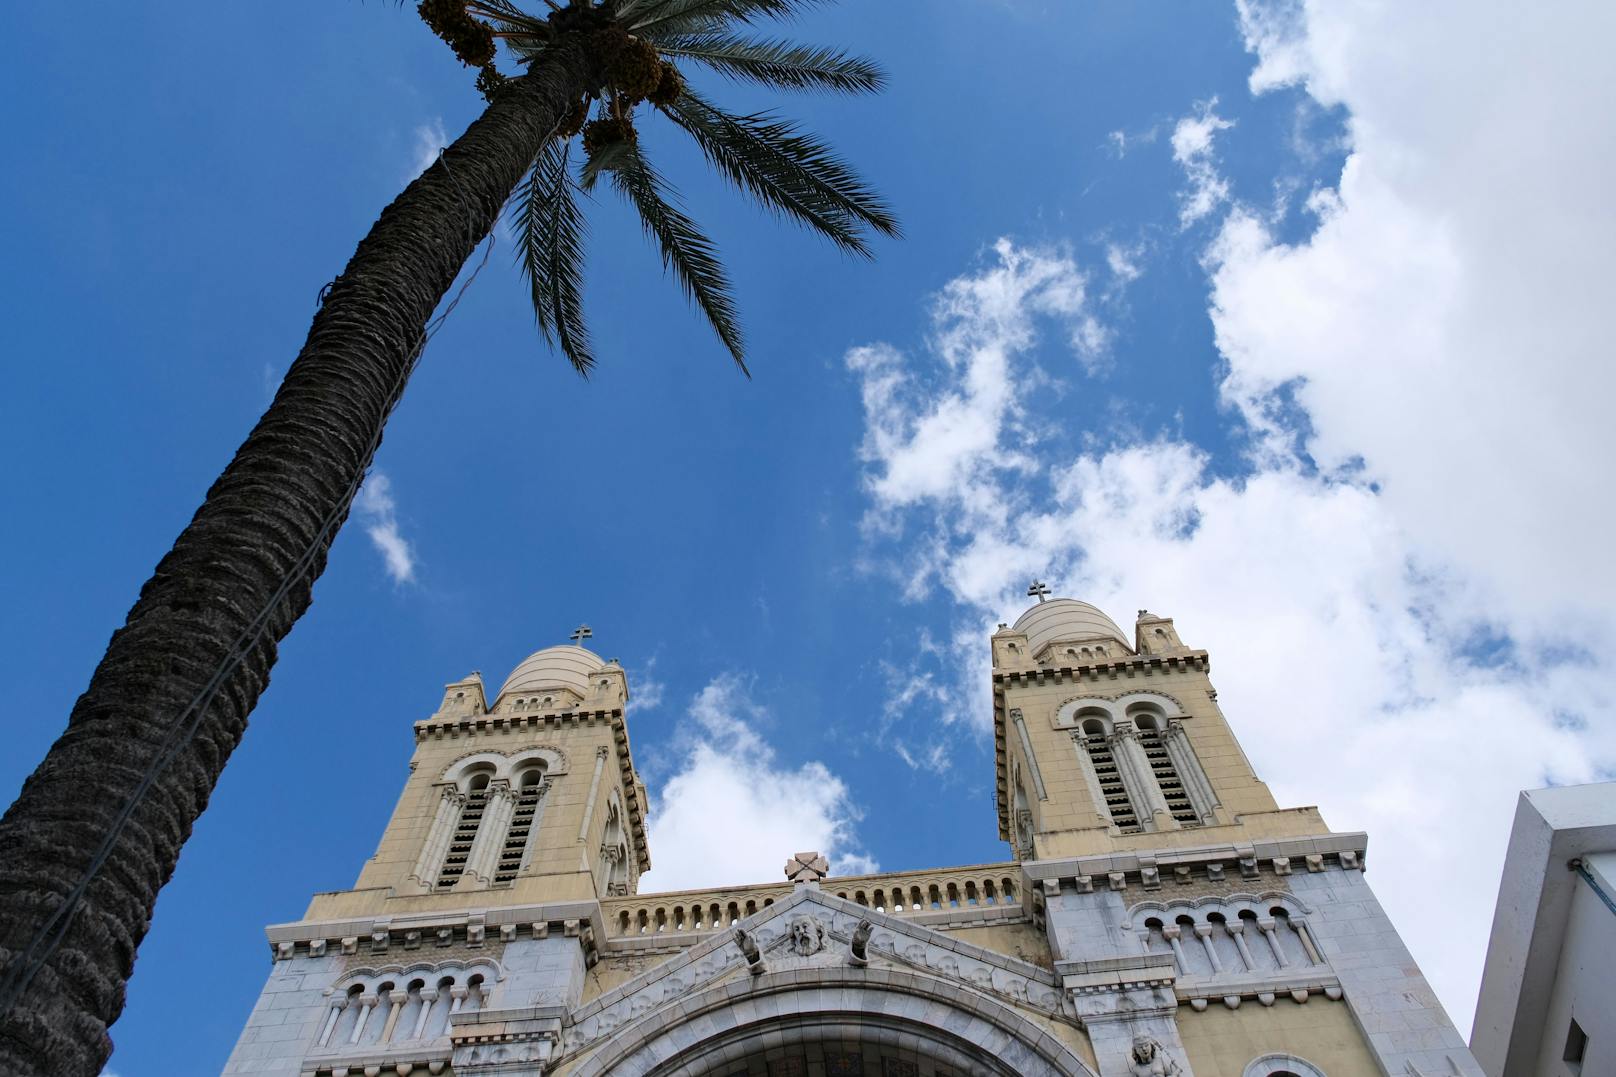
[
  {"left": 458, "top": 781, "right": 516, "bottom": 889},
  {"left": 348, "top": 994, "right": 377, "bottom": 1045},
  {"left": 1193, "top": 925, "right": 1223, "bottom": 973},
  {"left": 379, "top": 989, "right": 409, "bottom": 1043},
  {"left": 1160, "top": 724, "right": 1219, "bottom": 823},
  {"left": 1161, "top": 925, "right": 1189, "bottom": 973},
  {"left": 1257, "top": 918, "right": 1290, "bottom": 968},
  {"left": 411, "top": 987, "right": 440, "bottom": 1040},
  {"left": 1225, "top": 921, "right": 1256, "bottom": 971},
  {"left": 317, "top": 994, "right": 349, "bottom": 1047},
  {"left": 1290, "top": 915, "right": 1323, "bottom": 965},
  {"left": 409, "top": 785, "right": 465, "bottom": 892},
  {"left": 449, "top": 985, "right": 470, "bottom": 1015},
  {"left": 1109, "top": 728, "right": 1173, "bottom": 828}
]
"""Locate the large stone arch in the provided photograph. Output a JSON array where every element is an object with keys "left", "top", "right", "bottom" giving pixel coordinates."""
[{"left": 561, "top": 965, "right": 1097, "bottom": 1077}]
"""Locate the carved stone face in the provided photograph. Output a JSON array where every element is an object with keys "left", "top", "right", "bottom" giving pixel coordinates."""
[
  {"left": 788, "top": 916, "right": 825, "bottom": 956},
  {"left": 1131, "top": 1037, "right": 1157, "bottom": 1063}
]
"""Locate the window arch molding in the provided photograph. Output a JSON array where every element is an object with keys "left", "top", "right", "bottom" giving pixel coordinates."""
[
  {"left": 337, "top": 958, "right": 504, "bottom": 991},
  {"left": 439, "top": 745, "right": 569, "bottom": 786},
  {"left": 1054, "top": 691, "right": 1187, "bottom": 731},
  {"left": 1243, "top": 1053, "right": 1327, "bottom": 1077},
  {"left": 1128, "top": 890, "right": 1311, "bottom": 923}
]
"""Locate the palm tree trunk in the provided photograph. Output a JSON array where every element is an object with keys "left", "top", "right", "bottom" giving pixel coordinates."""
[{"left": 0, "top": 39, "right": 593, "bottom": 1077}]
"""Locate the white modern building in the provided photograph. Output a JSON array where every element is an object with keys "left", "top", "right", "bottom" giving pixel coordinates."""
[{"left": 1472, "top": 782, "right": 1616, "bottom": 1077}]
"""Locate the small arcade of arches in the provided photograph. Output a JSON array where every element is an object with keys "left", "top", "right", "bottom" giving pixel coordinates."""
[
  {"left": 1133, "top": 896, "right": 1325, "bottom": 980},
  {"left": 313, "top": 960, "right": 498, "bottom": 1052}
]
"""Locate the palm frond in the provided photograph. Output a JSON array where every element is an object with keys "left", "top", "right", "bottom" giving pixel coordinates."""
[
  {"left": 621, "top": 0, "right": 830, "bottom": 35},
  {"left": 654, "top": 33, "right": 883, "bottom": 93},
  {"left": 519, "top": 140, "right": 595, "bottom": 375},
  {"left": 579, "top": 136, "right": 637, "bottom": 191},
  {"left": 666, "top": 89, "right": 899, "bottom": 246},
  {"left": 608, "top": 141, "right": 747, "bottom": 372},
  {"left": 464, "top": 0, "right": 551, "bottom": 57}
]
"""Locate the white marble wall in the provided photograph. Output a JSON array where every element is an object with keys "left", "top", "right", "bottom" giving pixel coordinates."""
[
  {"left": 1287, "top": 870, "right": 1483, "bottom": 1076},
  {"left": 223, "top": 952, "right": 345, "bottom": 1074},
  {"left": 500, "top": 936, "right": 586, "bottom": 1007}
]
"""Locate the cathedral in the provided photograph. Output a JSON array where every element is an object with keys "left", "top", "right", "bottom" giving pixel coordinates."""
[{"left": 224, "top": 596, "right": 1482, "bottom": 1077}]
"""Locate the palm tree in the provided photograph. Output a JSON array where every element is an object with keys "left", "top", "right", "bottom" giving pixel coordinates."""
[{"left": 0, "top": 2, "right": 895, "bottom": 1072}]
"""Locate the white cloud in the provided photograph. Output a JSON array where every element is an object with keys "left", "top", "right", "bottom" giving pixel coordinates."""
[
  {"left": 406, "top": 119, "right": 449, "bottom": 182},
  {"left": 1106, "top": 124, "right": 1161, "bottom": 158},
  {"left": 1105, "top": 242, "right": 1144, "bottom": 286},
  {"left": 627, "top": 658, "right": 665, "bottom": 716},
  {"left": 638, "top": 676, "right": 877, "bottom": 892},
  {"left": 355, "top": 471, "right": 417, "bottom": 585},
  {"left": 848, "top": 239, "right": 1099, "bottom": 575},
  {"left": 1171, "top": 99, "right": 1234, "bottom": 227},
  {"left": 1212, "top": 0, "right": 1616, "bottom": 641},
  {"left": 845, "top": 234, "right": 1613, "bottom": 1031}
]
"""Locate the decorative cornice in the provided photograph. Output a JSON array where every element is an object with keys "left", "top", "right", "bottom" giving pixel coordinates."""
[
  {"left": 413, "top": 708, "right": 617, "bottom": 740},
  {"left": 1020, "top": 833, "right": 1367, "bottom": 922},
  {"left": 263, "top": 900, "right": 606, "bottom": 967},
  {"left": 1175, "top": 968, "right": 1345, "bottom": 1010}
]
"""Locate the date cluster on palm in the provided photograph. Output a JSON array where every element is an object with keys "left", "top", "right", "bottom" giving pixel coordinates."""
[
  {"left": 590, "top": 27, "right": 661, "bottom": 100},
  {"left": 582, "top": 114, "right": 637, "bottom": 155},
  {"left": 417, "top": 0, "right": 496, "bottom": 68}
]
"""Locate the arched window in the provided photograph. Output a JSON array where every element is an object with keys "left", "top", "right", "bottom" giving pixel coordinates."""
[
  {"left": 1242, "top": 1055, "right": 1326, "bottom": 1077},
  {"left": 1131, "top": 707, "right": 1199, "bottom": 826},
  {"left": 494, "top": 764, "right": 548, "bottom": 885},
  {"left": 436, "top": 766, "right": 494, "bottom": 889},
  {"left": 1075, "top": 714, "right": 1140, "bottom": 832}
]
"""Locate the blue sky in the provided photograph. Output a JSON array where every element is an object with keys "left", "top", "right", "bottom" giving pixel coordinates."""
[{"left": 4, "top": 1, "right": 1614, "bottom": 1073}]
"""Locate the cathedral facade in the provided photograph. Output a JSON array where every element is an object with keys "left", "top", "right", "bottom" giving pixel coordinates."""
[{"left": 224, "top": 598, "right": 1481, "bottom": 1077}]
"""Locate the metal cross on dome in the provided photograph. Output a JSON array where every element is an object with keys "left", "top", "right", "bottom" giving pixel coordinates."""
[
  {"left": 1027, "top": 580, "right": 1051, "bottom": 603},
  {"left": 570, "top": 624, "right": 593, "bottom": 645}
]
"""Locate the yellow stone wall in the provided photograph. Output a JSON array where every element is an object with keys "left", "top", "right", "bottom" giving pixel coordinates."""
[
  {"left": 302, "top": 665, "right": 644, "bottom": 923},
  {"left": 996, "top": 626, "right": 1335, "bottom": 859},
  {"left": 1177, "top": 999, "right": 1381, "bottom": 1076}
]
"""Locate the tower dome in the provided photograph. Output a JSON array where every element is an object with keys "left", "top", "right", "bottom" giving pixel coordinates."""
[
  {"left": 497, "top": 644, "right": 607, "bottom": 701},
  {"left": 1012, "top": 597, "right": 1131, "bottom": 655}
]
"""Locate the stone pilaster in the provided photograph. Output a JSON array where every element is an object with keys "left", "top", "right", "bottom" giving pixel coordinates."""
[
  {"left": 1110, "top": 728, "right": 1173, "bottom": 829},
  {"left": 409, "top": 784, "right": 465, "bottom": 892},
  {"left": 1159, "top": 723, "right": 1219, "bottom": 823},
  {"left": 458, "top": 781, "right": 516, "bottom": 890}
]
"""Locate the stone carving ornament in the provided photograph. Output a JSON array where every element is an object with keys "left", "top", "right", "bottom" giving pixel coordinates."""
[
  {"left": 788, "top": 915, "right": 826, "bottom": 956},
  {"left": 734, "top": 928, "right": 764, "bottom": 974},
  {"left": 849, "top": 919, "right": 872, "bottom": 966},
  {"left": 1128, "top": 1035, "right": 1184, "bottom": 1077}
]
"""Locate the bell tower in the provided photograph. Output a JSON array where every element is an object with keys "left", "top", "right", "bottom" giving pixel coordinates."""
[
  {"left": 354, "top": 637, "right": 650, "bottom": 904},
  {"left": 993, "top": 589, "right": 1482, "bottom": 1077},
  {"left": 223, "top": 632, "right": 651, "bottom": 1076},
  {"left": 993, "top": 597, "right": 1295, "bottom": 861}
]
